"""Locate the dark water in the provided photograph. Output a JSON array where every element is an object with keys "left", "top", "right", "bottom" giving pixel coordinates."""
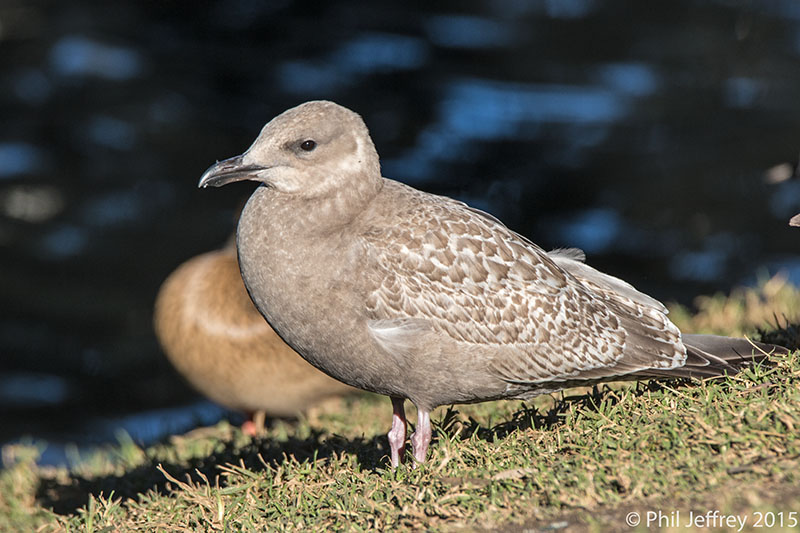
[{"left": 2, "top": 0, "right": 799, "bottom": 465}]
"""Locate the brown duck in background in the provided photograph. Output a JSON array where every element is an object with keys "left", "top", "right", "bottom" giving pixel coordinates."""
[{"left": 154, "top": 240, "right": 356, "bottom": 436}]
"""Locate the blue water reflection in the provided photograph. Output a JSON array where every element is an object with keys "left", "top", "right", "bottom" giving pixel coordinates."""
[
  {"left": 85, "top": 401, "right": 229, "bottom": 446},
  {"left": 724, "top": 77, "right": 762, "bottom": 108},
  {"left": 0, "top": 373, "right": 72, "bottom": 407},
  {"left": 769, "top": 180, "right": 800, "bottom": 219},
  {"left": 443, "top": 80, "right": 628, "bottom": 131},
  {"left": 424, "top": 15, "right": 517, "bottom": 48},
  {"left": 49, "top": 35, "right": 144, "bottom": 81},
  {"left": 86, "top": 116, "right": 137, "bottom": 151},
  {"left": 0, "top": 143, "right": 46, "bottom": 178},
  {"left": 278, "top": 33, "right": 428, "bottom": 94},
  {"left": 384, "top": 78, "right": 629, "bottom": 182},
  {"left": 278, "top": 61, "right": 348, "bottom": 95},
  {"left": 595, "top": 63, "right": 659, "bottom": 97},
  {"left": 332, "top": 33, "right": 428, "bottom": 74},
  {"left": 31, "top": 401, "right": 230, "bottom": 466},
  {"left": 36, "top": 224, "right": 89, "bottom": 259},
  {"left": 548, "top": 208, "right": 622, "bottom": 254},
  {"left": 669, "top": 233, "right": 739, "bottom": 283},
  {"left": 81, "top": 191, "right": 143, "bottom": 227}
]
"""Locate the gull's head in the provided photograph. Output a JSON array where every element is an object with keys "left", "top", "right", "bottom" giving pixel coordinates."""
[{"left": 198, "top": 101, "right": 380, "bottom": 197}]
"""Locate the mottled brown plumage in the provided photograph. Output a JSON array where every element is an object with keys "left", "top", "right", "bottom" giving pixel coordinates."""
[
  {"left": 154, "top": 242, "right": 356, "bottom": 433},
  {"left": 199, "top": 100, "right": 785, "bottom": 466}
]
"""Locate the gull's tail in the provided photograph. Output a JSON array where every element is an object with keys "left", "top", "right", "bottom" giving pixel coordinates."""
[{"left": 637, "top": 334, "right": 788, "bottom": 380}]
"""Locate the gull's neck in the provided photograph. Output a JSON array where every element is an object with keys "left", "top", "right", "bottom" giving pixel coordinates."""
[{"left": 245, "top": 171, "right": 383, "bottom": 238}]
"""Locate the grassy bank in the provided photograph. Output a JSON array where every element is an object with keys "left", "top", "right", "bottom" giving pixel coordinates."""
[{"left": 2, "top": 277, "right": 800, "bottom": 532}]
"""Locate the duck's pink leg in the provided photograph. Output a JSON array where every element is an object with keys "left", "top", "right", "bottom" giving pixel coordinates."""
[{"left": 242, "top": 410, "right": 264, "bottom": 437}]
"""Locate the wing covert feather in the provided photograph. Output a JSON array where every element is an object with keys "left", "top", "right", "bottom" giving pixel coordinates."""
[{"left": 361, "top": 182, "right": 685, "bottom": 384}]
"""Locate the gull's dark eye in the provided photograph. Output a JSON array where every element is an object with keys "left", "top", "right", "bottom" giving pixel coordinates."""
[{"left": 300, "top": 139, "right": 317, "bottom": 152}]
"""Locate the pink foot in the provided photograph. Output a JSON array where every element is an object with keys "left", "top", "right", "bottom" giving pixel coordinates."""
[
  {"left": 242, "top": 419, "right": 257, "bottom": 437},
  {"left": 241, "top": 410, "right": 266, "bottom": 437}
]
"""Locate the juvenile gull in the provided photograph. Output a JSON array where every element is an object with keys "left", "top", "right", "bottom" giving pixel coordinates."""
[
  {"left": 154, "top": 240, "right": 356, "bottom": 435},
  {"left": 199, "top": 100, "right": 784, "bottom": 467}
]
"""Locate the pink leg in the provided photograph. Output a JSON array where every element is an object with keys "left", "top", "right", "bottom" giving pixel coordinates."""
[
  {"left": 387, "top": 397, "right": 407, "bottom": 468},
  {"left": 242, "top": 410, "right": 265, "bottom": 437},
  {"left": 241, "top": 421, "right": 256, "bottom": 437},
  {"left": 410, "top": 408, "right": 431, "bottom": 464}
]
